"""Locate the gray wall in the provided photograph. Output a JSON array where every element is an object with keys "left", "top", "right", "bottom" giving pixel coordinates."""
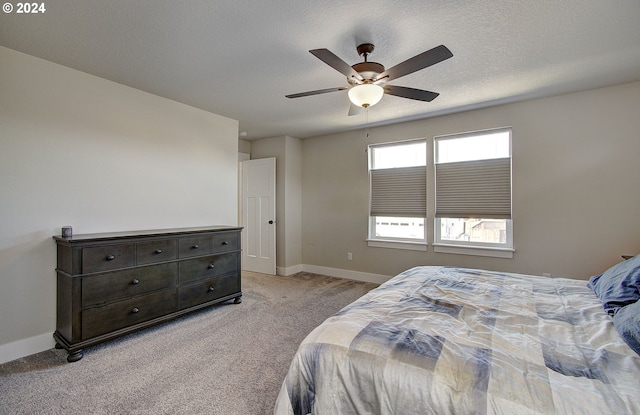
[
  {"left": 0, "top": 47, "right": 239, "bottom": 362},
  {"left": 301, "top": 81, "right": 640, "bottom": 280}
]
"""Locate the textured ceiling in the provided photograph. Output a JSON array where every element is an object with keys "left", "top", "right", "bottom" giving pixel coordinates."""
[{"left": 2, "top": 0, "right": 640, "bottom": 140}]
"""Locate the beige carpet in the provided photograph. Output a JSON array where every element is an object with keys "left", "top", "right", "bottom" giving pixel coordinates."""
[{"left": 0, "top": 271, "right": 377, "bottom": 415}]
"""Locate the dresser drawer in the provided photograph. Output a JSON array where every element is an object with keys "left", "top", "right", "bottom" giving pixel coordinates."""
[
  {"left": 82, "top": 289, "right": 176, "bottom": 340},
  {"left": 178, "top": 274, "right": 239, "bottom": 310},
  {"left": 82, "top": 263, "right": 178, "bottom": 306},
  {"left": 179, "top": 253, "right": 238, "bottom": 284},
  {"left": 211, "top": 232, "right": 239, "bottom": 253},
  {"left": 178, "top": 235, "right": 210, "bottom": 258},
  {"left": 136, "top": 239, "right": 177, "bottom": 265},
  {"left": 82, "top": 244, "right": 134, "bottom": 273}
]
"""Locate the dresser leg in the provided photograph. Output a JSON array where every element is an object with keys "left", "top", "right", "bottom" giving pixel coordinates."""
[
  {"left": 234, "top": 296, "right": 242, "bottom": 304},
  {"left": 54, "top": 342, "right": 64, "bottom": 350},
  {"left": 67, "top": 350, "right": 83, "bottom": 363}
]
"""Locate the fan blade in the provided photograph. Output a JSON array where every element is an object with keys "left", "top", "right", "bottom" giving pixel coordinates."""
[
  {"left": 375, "top": 45, "right": 453, "bottom": 82},
  {"left": 384, "top": 85, "right": 440, "bottom": 102},
  {"left": 348, "top": 104, "right": 362, "bottom": 116},
  {"left": 310, "top": 49, "right": 363, "bottom": 82},
  {"left": 286, "top": 87, "right": 348, "bottom": 99}
]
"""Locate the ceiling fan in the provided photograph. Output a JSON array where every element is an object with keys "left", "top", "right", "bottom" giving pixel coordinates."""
[{"left": 286, "top": 43, "right": 453, "bottom": 112}]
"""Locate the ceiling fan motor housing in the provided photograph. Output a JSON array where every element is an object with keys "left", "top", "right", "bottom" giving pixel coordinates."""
[{"left": 350, "top": 62, "right": 385, "bottom": 85}]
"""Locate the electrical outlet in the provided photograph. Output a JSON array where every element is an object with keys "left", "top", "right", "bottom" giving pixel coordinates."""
[{"left": 347, "top": 252, "right": 353, "bottom": 261}]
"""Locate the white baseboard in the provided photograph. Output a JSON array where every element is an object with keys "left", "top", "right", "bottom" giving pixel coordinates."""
[
  {"left": 301, "top": 264, "right": 391, "bottom": 285},
  {"left": 0, "top": 332, "right": 55, "bottom": 364},
  {"left": 277, "top": 264, "right": 303, "bottom": 276}
]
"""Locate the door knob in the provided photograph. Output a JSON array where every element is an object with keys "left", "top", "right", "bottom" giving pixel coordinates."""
[{"left": 268, "top": 220, "right": 274, "bottom": 224}]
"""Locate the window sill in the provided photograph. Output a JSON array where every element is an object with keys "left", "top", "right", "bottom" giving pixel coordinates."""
[
  {"left": 433, "top": 243, "right": 514, "bottom": 258},
  {"left": 367, "top": 239, "right": 428, "bottom": 251}
]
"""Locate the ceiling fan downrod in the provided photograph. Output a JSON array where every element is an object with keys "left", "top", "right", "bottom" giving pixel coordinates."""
[{"left": 351, "top": 43, "right": 385, "bottom": 85}]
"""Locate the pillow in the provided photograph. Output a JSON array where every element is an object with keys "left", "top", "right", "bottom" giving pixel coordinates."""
[
  {"left": 587, "top": 254, "right": 640, "bottom": 315},
  {"left": 613, "top": 300, "right": 640, "bottom": 356}
]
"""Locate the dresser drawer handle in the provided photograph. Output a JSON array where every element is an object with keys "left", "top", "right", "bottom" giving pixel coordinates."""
[
  {"left": 131, "top": 279, "right": 140, "bottom": 285},
  {"left": 222, "top": 241, "right": 229, "bottom": 246},
  {"left": 208, "top": 286, "right": 215, "bottom": 292},
  {"left": 192, "top": 244, "right": 199, "bottom": 249},
  {"left": 208, "top": 264, "right": 215, "bottom": 269},
  {"left": 154, "top": 249, "right": 163, "bottom": 254},
  {"left": 131, "top": 307, "right": 139, "bottom": 314},
  {"left": 106, "top": 255, "right": 115, "bottom": 261}
]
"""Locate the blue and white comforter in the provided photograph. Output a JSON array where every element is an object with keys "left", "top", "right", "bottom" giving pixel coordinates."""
[{"left": 274, "top": 266, "right": 640, "bottom": 414}]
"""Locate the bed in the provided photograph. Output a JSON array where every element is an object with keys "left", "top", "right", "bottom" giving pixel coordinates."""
[{"left": 274, "top": 260, "right": 640, "bottom": 414}]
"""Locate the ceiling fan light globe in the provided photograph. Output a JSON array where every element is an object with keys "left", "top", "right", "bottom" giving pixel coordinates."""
[{"left": 348, "top": 84, "right": 384, "bottom": 108}]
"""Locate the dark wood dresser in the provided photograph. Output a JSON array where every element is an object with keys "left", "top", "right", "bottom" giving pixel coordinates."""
[{"left": 53, "top": 226, "right": 242, "bottom": 362}]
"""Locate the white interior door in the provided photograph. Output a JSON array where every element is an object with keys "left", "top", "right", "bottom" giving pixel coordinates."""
[{"left": 241, "top": 158, "right": 276, "bottom": 275}]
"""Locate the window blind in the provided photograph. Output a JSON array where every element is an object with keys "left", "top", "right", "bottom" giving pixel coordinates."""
[
  {"left": 435, "top": 157, "right": 511, "bottom": 219},
  {"left": 370, "top": 166, "right": 427, "bottom": 217}
]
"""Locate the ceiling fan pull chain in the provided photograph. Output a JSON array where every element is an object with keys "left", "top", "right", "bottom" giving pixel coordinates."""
[{"left": 364, "top": 107, "right": 370, "bottom": 154}]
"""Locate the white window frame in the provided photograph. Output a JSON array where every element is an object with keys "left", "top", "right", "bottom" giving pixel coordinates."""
[
  {"left": 367, "top": 139, "right": 427, "bottom": 250},
  {"left": 433, "top": 127, "right": 514, "bottom": 258}
]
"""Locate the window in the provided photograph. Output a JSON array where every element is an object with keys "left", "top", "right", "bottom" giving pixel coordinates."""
[
  {"left": 434, "top": 127, "right": 513, "bottom": 256},
  {"left": 368, "top": 140, "right": 427, "bottom": 246}
]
